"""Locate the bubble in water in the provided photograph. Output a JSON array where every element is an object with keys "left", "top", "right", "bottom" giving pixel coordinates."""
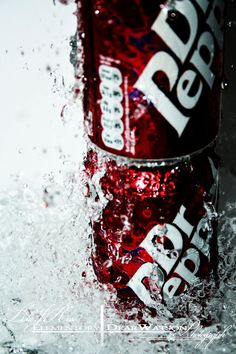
[{"left": 166, "top": 249, "right": 179, "bottom": 259}]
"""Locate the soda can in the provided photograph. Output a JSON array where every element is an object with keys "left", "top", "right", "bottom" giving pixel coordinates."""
[
  {"left": 78, "top": 0, "right": 224, "bottom": 159},
  {"left": 84, "top": 148, "right": 219, "bottom": 307}
]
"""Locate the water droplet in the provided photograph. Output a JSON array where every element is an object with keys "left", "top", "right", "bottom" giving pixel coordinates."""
[
  {"left": 168, "top": 9, "right": 178, "bottom": 20},
  {"left": 221, "top": 77, "right": 229, "bottom": 90},
  {"left": 227, "top": 20, "right": 236, "bottom": 28},
  {"left": 166, "top": 250, "right": 179, "bottom": 259},
  {"left": 103, "top": 260, "right": 112, "bottom": 268},
  {"left": 121, "top": 254, "right": 132, "bottom": 264},
  {"left": 46, "top": 65, "right": 51, "bottom": 72}
]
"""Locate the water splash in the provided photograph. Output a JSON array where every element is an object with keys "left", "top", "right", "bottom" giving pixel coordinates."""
[{"left": 0, "top": 140, "right": 236, "bottom": 353}]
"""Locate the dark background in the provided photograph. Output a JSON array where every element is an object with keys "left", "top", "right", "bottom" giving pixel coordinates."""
[{"left": 218, "top": 0, "right": 236, "bottom": 207}]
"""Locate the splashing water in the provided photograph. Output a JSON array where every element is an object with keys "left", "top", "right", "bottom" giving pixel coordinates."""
[
  {"left": 0, "top": 121, "right": 236, "bottom": 354},
  {"left": 1, "top": 2, "right": 236, "bottom": 354}
]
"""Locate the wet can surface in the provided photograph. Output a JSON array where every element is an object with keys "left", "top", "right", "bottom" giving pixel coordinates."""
[
  {"left": 84, "top": 149, "right": 219, "bottom": 307},
  {"left": 78, "top": 0, "right": 224, "bottom": 159}
]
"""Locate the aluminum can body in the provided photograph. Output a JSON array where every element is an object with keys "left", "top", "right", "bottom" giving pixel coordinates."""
[{"left": 79, "top": 0, "right": 224, "bottom": 159}]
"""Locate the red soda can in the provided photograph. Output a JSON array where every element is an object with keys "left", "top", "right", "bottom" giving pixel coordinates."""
[
  {"left": 77, "top": 0, "right": 224, "bottom": 307},
  {"left": 78, "top": 0, "right": 224, "bottom": 159},
  {"left": 84, "top": 148, "right": 219, "bottom": 307}
]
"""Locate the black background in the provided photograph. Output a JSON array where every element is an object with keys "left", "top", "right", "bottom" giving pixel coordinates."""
[{"left": 218, "top": 0, "right": 236, "bottom": 207}]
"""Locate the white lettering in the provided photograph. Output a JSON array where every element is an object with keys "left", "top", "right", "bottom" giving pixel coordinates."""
[
  {"left": 134, "top": 51, "right": 190, "bottom": 136},
  {"left": 207, "top": 0, "right": 224, "bottom": 48},
  {"left": 140, "top": 224, "right": 183, "bottom": 274},
  {"left": 175, "top": 248, "right": 200, "bottom": 284},
  {"left": 177, "top": 69, "right": 203, "bottom": 109},
  {"left": 99, "top": 64, "right": 124, "bottom": 150},
  {"left": 163, "top": 277, "right": 183, "bottom": 298},
  {"left": 151, "top": 0, "right": 198, "bottom": 63},
  {"left": 127, "top": 263, "right": 156, "bottom": 306},
  {"left": 190, "top": 31, "right": 215, "bottom": 88},
  {"left": 173, "top": 205, "right": 194, "bottom": 236}
]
